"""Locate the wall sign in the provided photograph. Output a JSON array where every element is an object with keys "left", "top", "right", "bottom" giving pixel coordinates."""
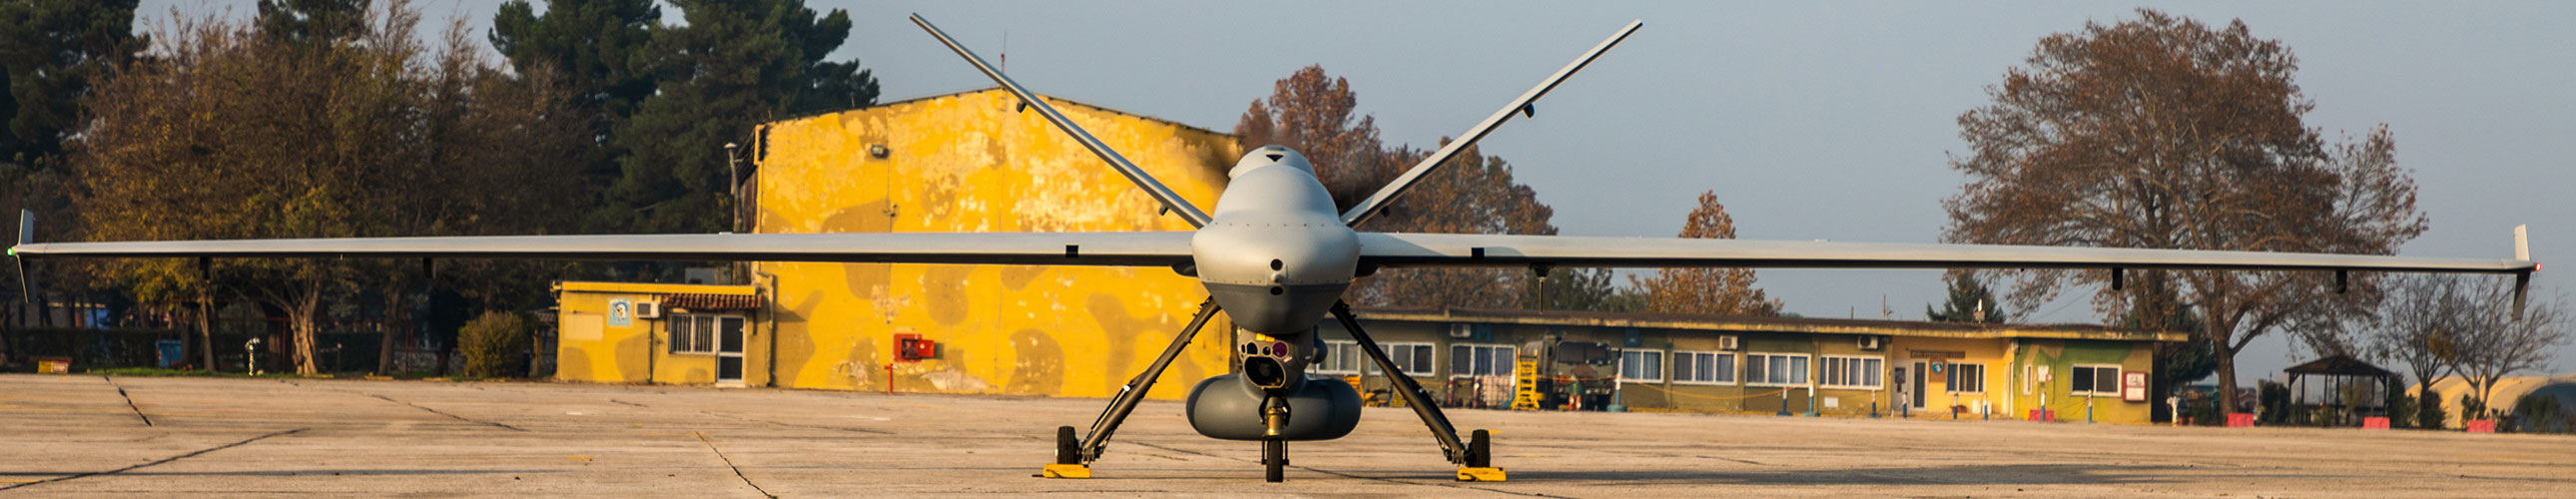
[
  {"left": 2122, "top": 371, "right": 2149, "bottom": 402},
  {"left": 608, "top": 297, "right": 633, "bottom": 327}
]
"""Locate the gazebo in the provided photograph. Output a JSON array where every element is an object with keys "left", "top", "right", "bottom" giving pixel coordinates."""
[{"left": 2285, "top": 354, "right": 2399, "bottom": 425}]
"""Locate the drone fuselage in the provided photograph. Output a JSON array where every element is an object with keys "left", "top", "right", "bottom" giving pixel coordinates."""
[{"left": 1191, "top": 147, "right": 1357, "bottom": 337}]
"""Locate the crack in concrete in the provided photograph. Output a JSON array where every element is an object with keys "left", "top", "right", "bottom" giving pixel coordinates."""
[
  {"left": 693, "top": 432, "right": 776, "bottom": 498},
  {"left": 103, "top": 375, "right": 153, "bottom": 427},
  {"left": 0, "top": 427, "right": 307, "bottom": 492},
  {"left": 697, "top": 410, "right": 893, "bottom": 435},
  {"left": 362, "top": 393, "right": 526, "bottom": 431}
]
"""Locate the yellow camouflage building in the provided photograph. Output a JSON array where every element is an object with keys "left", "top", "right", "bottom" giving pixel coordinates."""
[{"left": 550, "top": 89, "right": 1239, "bottom": 398}]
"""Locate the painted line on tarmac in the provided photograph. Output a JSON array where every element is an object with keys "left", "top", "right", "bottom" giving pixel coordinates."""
[
  {"left": 694, "top": 432, "right": 777, "bottom": 498},
  {"left": 0, "top": 427, "right": 308, "bottom": 492},
  {"left": 103, "top": 375, "right": 154, "bottom": 427},
  {"left": 361, "top": 393, "right": 527, "bottom": 432}
]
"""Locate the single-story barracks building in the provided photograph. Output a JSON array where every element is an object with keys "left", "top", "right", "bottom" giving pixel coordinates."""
[{"left": 1321, "top": 307, "right": 2184, "bottom": 424}]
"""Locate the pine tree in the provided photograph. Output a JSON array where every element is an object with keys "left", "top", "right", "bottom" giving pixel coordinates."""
[
  {"left": 598, "top": 0, "right": 879, "bottom": 234},
  {"left": 0, "top": 0, "right": 147, "bottom": 168},
  {"left": 1925, "top": 271, "right": 2007, "bottom": 323}
]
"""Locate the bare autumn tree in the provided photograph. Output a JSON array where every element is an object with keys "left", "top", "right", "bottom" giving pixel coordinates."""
[
  {"left": 73, "top": 1, "right": 580, "bottom": 374},
  {"left": 2450, "top": 283, "right": 2569, "bottom": 419},
  {"left": 2368, "top": 274, "right": 2476, "bottom": 427},
  {"left": 1233, "top": 65, "right": 1399, "bottom": 213},
  {"left": 1631, "top": 191, "right": 1779, "bottom": 316},
  {"left": 1944, "top": 9, "right": 2426, "bottom": 412},
  {"left": 1358, "top": 143, "right": 1574, "bottom": 308},
  {"left": 1235, "top": 66, "right": 1605, "bottom": 309}
]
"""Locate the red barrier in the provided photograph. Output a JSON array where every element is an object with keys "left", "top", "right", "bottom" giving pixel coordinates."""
[
  {"left": 2227, "top": 412, "right": 2255, "bottom": 428},
  {"left": 2466, "top": 420, "right": 2495, "bottom": 433},
  {"left": 2026, "top": 408, "right": 2054, "bottom": 422},
  {"left": 2362, "top": 417, "right": 2390, "bottom": 429}
]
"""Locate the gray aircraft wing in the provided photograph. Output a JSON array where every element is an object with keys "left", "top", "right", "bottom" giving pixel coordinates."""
[
  {"left": 9, "top": 232, "right": 1199, "bottom": 267},
  {"left": 1354, "top": 233, "right": 2535, "bottom": 274}
]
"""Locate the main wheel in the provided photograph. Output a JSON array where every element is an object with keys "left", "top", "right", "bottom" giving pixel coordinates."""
[
  {"left": 1263, "top": 439, "right": 1285, "bottom": 482},
  {"left": 1467, "top": 429, "right": 1492, "bottom": 468},
  {"left": 1055, "top": 426, "right": 1080, "bottom": 465}
]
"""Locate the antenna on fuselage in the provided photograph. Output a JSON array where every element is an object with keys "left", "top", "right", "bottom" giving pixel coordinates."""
[
  {"left": 911, "top": 14, "right": 1213, "bottom": 229},
  {"left": 1338, "top": 20, "right": 1642, "bottom": 229}
]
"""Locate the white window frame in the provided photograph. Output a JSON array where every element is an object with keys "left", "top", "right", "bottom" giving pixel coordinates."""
[
  {"left": 1367, "top": 342, "right": 1437, "bottom": 377},
  {"left": 1315, "top": 340, "right": 1364, "bottom": 375},
  {"left": 1944, "top": 362, "right": 1987, "bottom": 393},
  {"left": 1617, "top": 349, "right": 1663, "bottom": 382},
  {"left": 1450, "top": 343, "right": 1518, "bottom": 378},
  {"left": 2070, "top": 364, "right": 2122, "bottom": 396},
  {"left": 1744, "top": 352, "right": 1811, "bottom": 387},
  {"left": 668, "top": 313, "right": 743, "bottom": 355},
  {"left": 1820, "top": 355, "right": 1885, "bottom": 389},
  {"left": 1670, "top": 350, "right": 1734, "bottom": 385}
]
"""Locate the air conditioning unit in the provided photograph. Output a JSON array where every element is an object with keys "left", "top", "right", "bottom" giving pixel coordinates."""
[
  {"left": 1717, "top": 335, "right": 1740, "bottom": 350},
  {"left": 1449, "top": 323, "right": 1473, "bottom": 338},
  {"left": 635, "top": 300, "right": 663, "bottom": 319},
  {"left": 1857, "top": 335, "right": 1885, "bottom": 350}
]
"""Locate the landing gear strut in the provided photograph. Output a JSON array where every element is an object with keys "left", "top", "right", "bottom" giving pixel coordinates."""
[
  {"left": 1042, "top": 297, "right": 1222, "bottom": 479},
  {"left": 1262, "top": 394, "right": 1290, "bottom": 482},
  {"left": 1330, "top": 301, "right": 1506, "bottom": 481}
]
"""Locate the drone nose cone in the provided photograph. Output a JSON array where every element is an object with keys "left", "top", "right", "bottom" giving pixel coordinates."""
[{"left": 1191, "top": 216, "right": 1359, "bottom": 334}]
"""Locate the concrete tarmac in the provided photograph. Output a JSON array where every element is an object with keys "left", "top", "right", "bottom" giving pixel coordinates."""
[{"left": 3, "top": 373, "right": 2571, "bottom": 497}]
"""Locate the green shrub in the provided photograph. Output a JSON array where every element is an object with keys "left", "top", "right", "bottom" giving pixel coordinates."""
[
  {"left": 2385, "top": 391, "right": 2416, "bottom": 429},
  {"left": 2257, "top": 380, "right": 2290, "bottom": 423},
  {"left": 2418, "top": 394, "right": 2448, "bottom": 429},
  {"left": 457, "top": 311, "right": 530, "bottom": 378}
]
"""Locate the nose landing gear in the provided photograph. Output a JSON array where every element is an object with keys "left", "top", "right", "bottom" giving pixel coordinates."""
[{"left": 1262, "top": 395, "right": 1291, "bottom": 482}]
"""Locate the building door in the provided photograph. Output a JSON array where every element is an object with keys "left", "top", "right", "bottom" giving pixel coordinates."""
[
  {"left": 1910, "top": 360, "right": 1929, "bottom": 409},
  {"left": 716, "top": 315, "right": 746, "bottom": 387}
]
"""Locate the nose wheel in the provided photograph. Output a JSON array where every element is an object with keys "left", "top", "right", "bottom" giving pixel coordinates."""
[
  {"left": 1263, "top": 439, "right": 1287, "bottom": 482},
  {"left": 1261, "top": 393, "right": 1291, "bottom": 482}
]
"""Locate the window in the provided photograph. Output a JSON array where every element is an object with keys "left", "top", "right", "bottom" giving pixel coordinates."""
[
  {"left": 1745, "top": 352, "right": 1809, "bottom": 385},
  {"left": 1944, "top": 362, "right": 1986, "bottom": 393},
  {"left": 2069, "top": 364, "right": 2121, "bottom": 396},
  {"left": 1617, "top": 350, "right": 1662, "bottom": 382},
  {"left": 1820, "top": 355, "right": 1884, "bottom": 388},
  {"left": 1316, "top": 341, "right": 1364, "bottom": 374},
  {"left": 1671, "top": 351, "right": 1734, "bottom": 384},
  {"left": 1317, "top": 341, "right": 1436, "bottom": 376},
  {"left": 1451, "top": 343, "right": 1518, "bottom": 378},
  {"left": 669, "top": 314, "right": 743, "bottom": 354}
]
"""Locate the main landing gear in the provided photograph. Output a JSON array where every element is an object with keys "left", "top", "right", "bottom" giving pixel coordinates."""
[
  {"left": 1043, "top": 297, "right": 1222, "bottom": 479},
  {"left": 1039, "top": 297, "right": 1502, "bottom": 482},
  {"left": 1329, "top": 301, "right": 1505, "bottom": 482}
]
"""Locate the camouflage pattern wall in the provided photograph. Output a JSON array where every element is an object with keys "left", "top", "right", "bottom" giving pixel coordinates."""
[{"left": 750, "top": 89, "right": 1238, "bottom": 398}]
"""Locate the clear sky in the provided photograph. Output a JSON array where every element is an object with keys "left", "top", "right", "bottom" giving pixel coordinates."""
[{"left": 137, "top": 1, "right": 2576, "bottom": 383}]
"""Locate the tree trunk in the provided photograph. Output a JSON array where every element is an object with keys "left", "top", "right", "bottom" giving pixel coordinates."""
[
  {"left": 291, "top": 288, "right": 320, "bottom": 375},
  {"left": 199, "top": 289, "right": 216, "bottom": 371},
  {"left": 377, "top": 286, "right": 399, "bottom": 375},
  {"left": 2214, "top": 346, "right": 2241, "bottom": 415}
]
